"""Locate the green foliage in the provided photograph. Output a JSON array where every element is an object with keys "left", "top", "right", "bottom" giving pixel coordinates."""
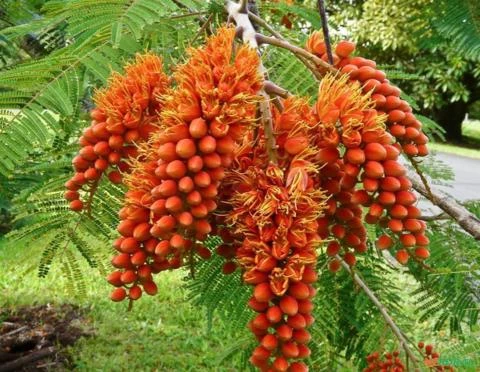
[
  {"left": 330, "top": 0, "right": 480, "bottom": 139},
  {"left": 311, "top": 253, "right": 409, "bottom": 369},
  {"left": 433, "top": 0, "right": 480, "bottom": 60},
  {"left": 0, "top": 240, "right": 241, "bottom": 371},
  {"left": 411, "top": 202, "right": 480, "bottom": 333},
  {"left": 0, "top": 0, "right": 208, "bottom": 285},
  {"left": 264, "top": 47, "right": 318, "bottom": 99},
  {"left": 0, "top": 0, "right": 207, "bottom": 176}
]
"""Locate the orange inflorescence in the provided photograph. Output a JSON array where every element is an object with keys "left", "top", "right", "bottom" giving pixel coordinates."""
[
  {"left": 364, "top": 343, "right": 454, "bottom": 372},
  {"left": 364, "top": 350, "right": 406, "bottom": 372},
  {"left": 227, "top": 165, "right": 325, "bottom": 372},
  {"left": 65, "top": 54, "right": 170, "bottom": 212},
  {"left": 64, "top": 24, "right": 436, "bottom": 371},
  {"left": 107, "top": 27, "right": 263, "bottom": 302},
  {"left": 306, "top": 33, "right": 430, "bottom": 269},
  {"left": 214, "top": 96, "right": 326, "bottom": 372}
]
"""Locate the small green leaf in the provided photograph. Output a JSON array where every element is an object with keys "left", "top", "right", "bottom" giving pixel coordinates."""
[{"left": 111, "top": 22, "right": 123, "bottom": 48}]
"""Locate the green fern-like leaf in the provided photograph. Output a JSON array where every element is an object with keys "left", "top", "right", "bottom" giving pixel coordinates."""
[
  {"left": 411, "top": 207, "right": 480, "bottom": 333},
  {"left": 434, "top": 0, "right": 480, "bottom": 60},
  {"left": 38, "top": 231, "right": 64, "bottom": 277}
]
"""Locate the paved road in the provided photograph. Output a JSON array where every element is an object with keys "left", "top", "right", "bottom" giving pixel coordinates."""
[
  {"left": 429, "top": 152, "right": 480, "bottom": 201},
  {"left": 414, "top": 151, "right": 480, "bottom": 215}
]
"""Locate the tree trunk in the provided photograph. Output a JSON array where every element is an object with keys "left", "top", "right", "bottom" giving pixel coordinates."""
[{"left": 432, "top": 100, "right": 468, "bottom": 142}]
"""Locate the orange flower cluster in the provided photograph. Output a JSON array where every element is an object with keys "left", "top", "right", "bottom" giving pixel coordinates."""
[
  {"left": 306, "top": 33, "right": 430, "bottom": 269},
  {"left": 108, "top": 27, "right": 263, "bottom": 302},
  {"left": 63, "top": 23, "right": 435, "bottom": 371},
  {"left": 218, "top": 97, "right": 327, "bottom": 372},
  {"left": 364, "top": 351, "right": 406, "bottom": 372},
  {"left": 215, "top": 65, "right": 431, "bottom": 370},
  {"left": 65, "top": 54, "right": 169, "bottom": 212},
  {"left": 307, "top": 32, "right": 429, "bottom": 157},
  {"left": 418, "top": 342, "right": 455, "bottom": 372},
  {"left": 364, "top": 343, "right": 455, "bottom": 372}
]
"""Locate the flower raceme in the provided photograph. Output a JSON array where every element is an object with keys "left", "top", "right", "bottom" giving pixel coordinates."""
[
  {"left": 306, "top": 33, "right": 431, "bottom": 269},
  {"left": 364, "top": 342, "right": 455, "bottom": 371},
  {"left": 107, "top": 27, "right": 263, "bottom": 302},
  {"left": 65, "top": 54, "right": 169, "bottom": 212},
  {"left": 227, "top": 163, "right": 326, "bottom": 372},
  {"left": 210, "top": 65, "right": 431, "bottom": 370},
  {"left": 307, "top": 32, "right": 428, "bottom": 157},
  {"left": 63, "top": 24, "right": 435, "bottom": 372},
  {"left": 208, "top": 94, "right": 329, "bottom": 372}
]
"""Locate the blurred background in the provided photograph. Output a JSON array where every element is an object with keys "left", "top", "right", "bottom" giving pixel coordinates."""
[{"left": 0, "top": 0, "right": 479, "bottom": 371}]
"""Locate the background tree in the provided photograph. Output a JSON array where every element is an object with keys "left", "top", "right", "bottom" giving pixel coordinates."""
[{"left": 328, "top": 0, "right": 480, "bottom": 141}]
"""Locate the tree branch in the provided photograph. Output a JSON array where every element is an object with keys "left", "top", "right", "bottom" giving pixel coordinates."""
[
  {"left": 0, "top": 347, "right": 56, "bottom": 372},
  {"left": 238, "top": 0, "right": 248, "bottom": 14},
  {"left": 247, "top": 11, "right": 283, "bottom": 39},
  {"left": 226, "top": 1, "right": 277, "bottom": 163},
  {"left": 419, "top": 212, "right": 449, "bottom": 221},
  {"left": 256, "top": 33, "right": 335, "bottom": 77},
  {"left": 317, "top": 0, "right": 334, "bottom": 65},
  {"left": 264, "top": 81, "right": 290, "bottom": 99},
  {"left": 247, "top": 12, "right": 325, "bottom": 82},
  {"left": 171, "top": 0, "right": 208, "bottom": 26},
  {"left": 336, "top": 255, "right": 419, "bottom": 367},
  {"left": 408, "top": 156, "right": 433, "bottom": 199}
]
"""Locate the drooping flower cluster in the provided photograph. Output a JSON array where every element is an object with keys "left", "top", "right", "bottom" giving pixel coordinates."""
[
  {"left": 306, "top": 34, "right": 430, "bottom": 268},
  {"left": 62, "top": 23, "right": 436, "bottom": 372},
  {"left": 227, "top": 166, "right": 325, "bottom": 371},
  {"left": 364, "top": 350, "right": 406, "bottom": 372},
  {"left": 212, "top": 63, "right": 432, "bottom": 369},
  {"left": 213, "top": 97, "right": 326, "bottom": 372},
  {"left": 65, "top": 54, "right": 169, "bottom": 212},
  {"left": 307, "top": 32, "right": 429, "bottom": 157},
  {"left": 364, "top": 342, "right": 455, "bottom": 372},
  {"left": 108, "top": 27, "right": 263, "bottom": 302}
]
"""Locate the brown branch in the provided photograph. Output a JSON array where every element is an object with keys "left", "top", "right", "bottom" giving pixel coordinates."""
[
  {"left": 259, "top": 92, "right": 277, "bottom": 162},
  {"left": 247, "top": 12, "right": 323, "bottom": 82},
  {"left": 336, "top": 255, "right": 419, "bottom": 368},
  {"left": 248, "top": 11, "right": 283, "bottom": 39},
  {"left": 317, "top": 0, "right": 334, "bottom": 65},
  {"left": 1, "top": 326, "right": 28, "bottom": 338},
  {"left": 0, "top": 347, "right": 56, "bottom": 372},
  {"left": 171, "top": 0, "right": 208, "bottom": 26},
  {"left": 408, "top": 156, "right": 433, "bottom": 199},
  {"left": 264, "top": 81, "right": 291, "bottom": 99},
  {"left": 190, "top": 13, "right": 213, "bottom": 44},
  {"left": 256, "top": 33, "right": 335, "bottom": 76},
  {"left": 226, "top": 1, "right": 277, "bottom": 163},
  {"left": 408, "top": 170, "right": 480, "bottom": 240},
  {"left": 419, "top": 213, "right": 449, "bottom": 221},
  {"left": 238, "top": 0, "right": 248, "bottom": 14}
]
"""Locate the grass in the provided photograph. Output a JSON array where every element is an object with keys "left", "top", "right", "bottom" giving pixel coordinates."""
[
  {"left": 1, "top": 238, "right": 479, "bottom": 371},
  {"left": 0, "top": 238, "right": 243, "bottom": 371},
  {"left": 428, "top": 142, "right": 480, "bottom": 159},
  {"left": 463, "top": 119, "right": 480, "bottom": 142},
  {"left": 429, "top": 119, "right": 480, "bottom": 159},
  {"left": 1, "top": 230, "right": 479, "bottom": 371}
]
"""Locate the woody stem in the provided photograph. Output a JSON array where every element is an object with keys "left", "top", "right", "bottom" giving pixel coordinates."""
[
  {"left": 336, "top": 255, "right": 419, "bottom": 367},
  {"left": 226, "top": 0, "right": 278, "bottom": 163}
]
